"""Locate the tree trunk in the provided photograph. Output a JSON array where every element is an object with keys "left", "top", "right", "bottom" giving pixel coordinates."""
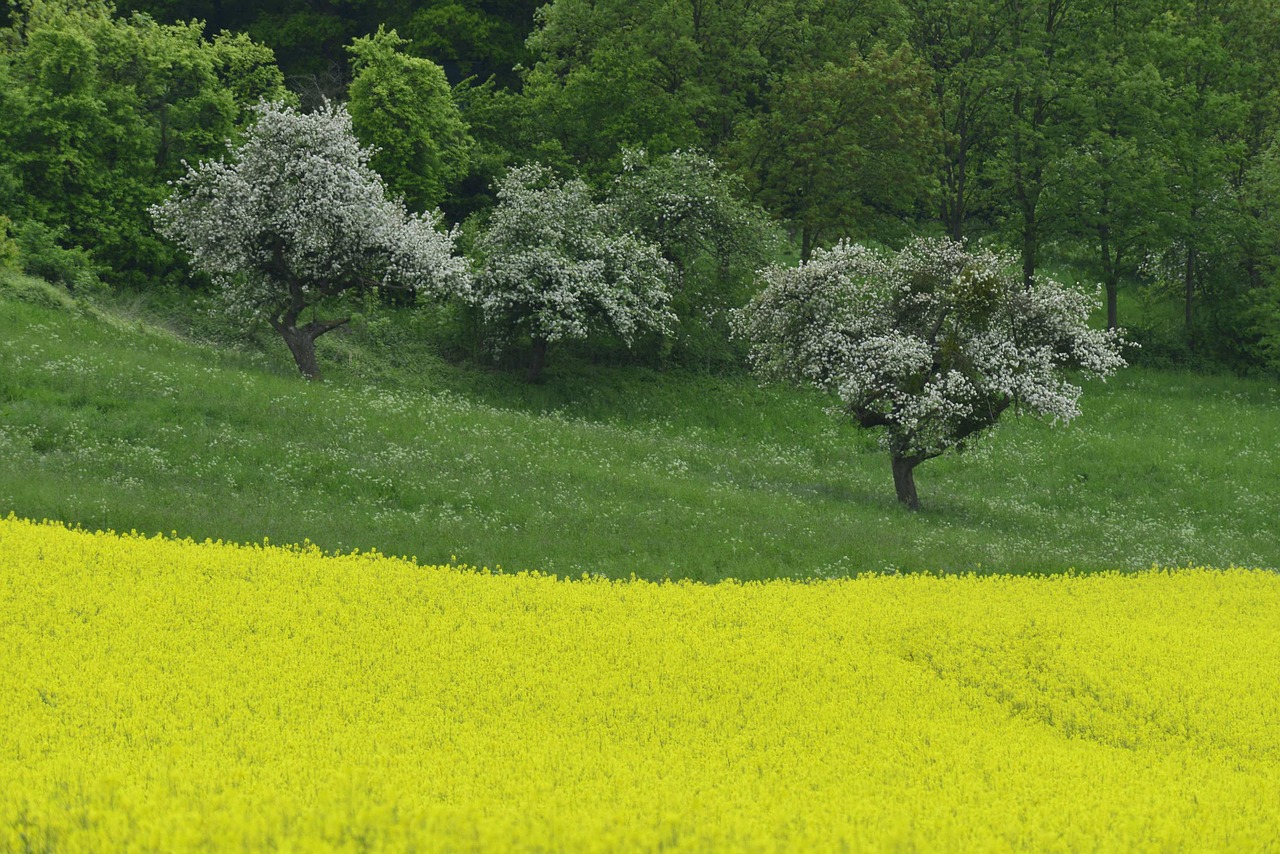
[
  {"left": 1099, "top": 221, "right": 1118, "bottom": 330},
  {"left": 1021, "top": 212, "right": 1038, "bottom": 289},
  {"left": 1184, "top": 243, "right": 1196, "bottom": 333},
  {"left": 946, "top": 107, "right": 969, "bottom": 242},
  {"left": 272, "top": 315, "right": 351, "bottom": 381},
  {"left": 156, "top": 101, "right": 170, "bottom": 169},
  {"left": 800, "top": 225, "right": 813, "bottom": 262},
  {"left": 1011, "top": 84, "right": 1044, "bottom": 290},
  {"left": 891, "top": 454, "right": 922, "bottom": 511},
  {"left": 949, "top": 161, "right": 966, "bottom": 242},
  {"left": 526, "top": 337, "right": 549, "bottom": 383},
  {"left": 281, "top": 326, "right": 323, "bottom": 381},
  {"left": 1105, "top": 276, "right": 1118, "bottom": 331}
]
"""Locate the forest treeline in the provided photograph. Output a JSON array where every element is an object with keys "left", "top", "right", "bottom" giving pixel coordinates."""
[{"left": 2, "top": 0, "right": 1279, "bottom": 374}]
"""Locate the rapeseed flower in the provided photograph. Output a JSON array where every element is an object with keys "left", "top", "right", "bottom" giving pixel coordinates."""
[{"left": 2, "top": 516, "right": 1278, "bottom": 850}]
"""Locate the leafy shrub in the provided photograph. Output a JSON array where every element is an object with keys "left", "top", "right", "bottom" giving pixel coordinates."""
[
  {"left": 0, "top": 216, "right": 19, "bottom": 270},
  {"left": 14, "top": 220, "right": 107, "bottom": 297}
]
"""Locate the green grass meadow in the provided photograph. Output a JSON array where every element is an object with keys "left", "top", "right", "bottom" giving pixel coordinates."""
[{"left": 2, "top": 271, "right": 1277, "bottom": 579}]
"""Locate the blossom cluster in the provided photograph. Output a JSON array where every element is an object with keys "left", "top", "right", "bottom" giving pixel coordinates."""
[
  {"left": 735, "top": 238, "right": 1130, "bottom": 459},
  {"left": 612, "top": 148, "right": 778, "bottom": 275},
  {"left": 473, "top": 164, "right": 675, "bottom": 346},
  {"left": 150, "top": 101, "right": 469, "bottom": 326},
  {"left": 3, "top": 516, "right": 1277, "bottom": 850}
]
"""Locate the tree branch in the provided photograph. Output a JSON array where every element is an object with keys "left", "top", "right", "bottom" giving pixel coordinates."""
[
  {"left": 851, "top": 406, "right": 892, "bottom": 429},
  {"left": 303, "top": 316, "right": 351, "bottom": 337}
]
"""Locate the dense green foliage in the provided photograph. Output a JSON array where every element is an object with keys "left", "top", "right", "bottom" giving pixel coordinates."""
[
  {"left": 732, "top": 44, "right": 938, "bottom": 257},
  {"left": 347, "top": 26, "right": 472, "bottom": 212},
  {"left": 3, "top": 273, "right": 1278, "bottom": 577},
  {"left": 0, "top": 1, "right": 286, "bottom": 288},
  {"left": 3, "top": 0, "right": 1278, "bottom": 374},
  {"left": 108, "top": 0, "right": 542, "bottom": 84}
]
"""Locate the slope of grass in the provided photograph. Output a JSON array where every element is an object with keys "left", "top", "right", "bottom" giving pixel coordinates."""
[{"left": 1, "top": 272, "right": 1277, "bottom": 579}]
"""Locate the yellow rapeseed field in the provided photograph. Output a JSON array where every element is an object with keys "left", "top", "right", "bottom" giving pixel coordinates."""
[{"left": 2, "top": 515, "right": 1279, "bottom": 851}]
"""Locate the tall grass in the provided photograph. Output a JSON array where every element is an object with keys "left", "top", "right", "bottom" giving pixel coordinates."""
[{"left": 2, "top": 271, "right": 1277, "bottom": 579}]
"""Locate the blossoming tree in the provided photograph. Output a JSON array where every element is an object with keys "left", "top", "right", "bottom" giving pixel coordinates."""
[
  {"left": 152, "top": 100, "right": 469, "bottom": 380},
  {"left": 609, "top": 148, "right": 779, "bottom": 366},
  {"left": 474, "top": 164, "right": 675, "bottom": 382},
  {"left": 735, "top": 238, "right": 1129, "bottom": 510}
]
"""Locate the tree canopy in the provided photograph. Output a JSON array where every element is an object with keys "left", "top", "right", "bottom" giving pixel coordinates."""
[
  {"left": 735, "top": 239, "right": 1129, "bottom": 509},
  {"left": 346, "top": 26, "right": 472, "bottom": 213},
  {"left": 6, "top": 0, "right": 1280, "bottom": 377},
  {"left": 151, "top": 101, "right": 468, "bottom": 380},
  {"left": 473, "top": 164, "right": 676, "bottom": 381},
  {"left": 0, "top": 2, "right": 286, "bottom": 287}
]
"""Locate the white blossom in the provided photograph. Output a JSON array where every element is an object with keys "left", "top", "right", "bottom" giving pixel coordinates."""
[
  {"left": 734, "top": 237, "right": 1130, "bottom": 498},
  {"left": 151, "top": 101, "right": 468, "bottom": 378},
  {"left": 473, "top": 164, "right": 675, "bottom": 352}
]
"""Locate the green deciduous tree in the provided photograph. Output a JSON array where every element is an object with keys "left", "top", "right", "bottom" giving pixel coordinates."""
[
  {"left": 347, "top": 26, "right": 473, "bottom": 213},
  {"left": 1150, "top": 0, "right": 1250, "bottom": 338},
  {"left": 519, "top": 0, "right": 898, "bottom": 175},
  {"left": 1102, "top": 0, "right": 1280, "bottom": 369},
  {"left": 0, "top": 1, "right": 286, "bottom": 288},
  {"left": 1053, "top": 0, "right": 1172, "bottom": 329},
  {"left": 984, "top": 0, "right": 1093, "bottom": 288},
  {"left": 1241, "top": 132, "right": 1280, "bottom": 370},
  {"left": 903, "top": 0, "right": 1003, "bottom": 241},
  {"left": 396, "top": 0, "right": 539, "bottom": 84},
  {"left": 115, "top": 0, "right": 543, "bottom": 85},
  {"left": 733, "top": 44, "right": 938, "bottom": 259}
]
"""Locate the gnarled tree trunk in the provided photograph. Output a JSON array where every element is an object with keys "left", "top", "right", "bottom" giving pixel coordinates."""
[
  {"left": 271, "top": 316, "right": 350, "bottom": 381},
  {"left": 891, "top": 454, "right": 923, "bottom": 511},
  {"left": 281, "top": 326, "right": 321, "bottom": 380}
]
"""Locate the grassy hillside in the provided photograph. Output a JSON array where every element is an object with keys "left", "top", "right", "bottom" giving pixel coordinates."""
[{"left": 2, "top": 271, "right": 1277, "bottom": 579}]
